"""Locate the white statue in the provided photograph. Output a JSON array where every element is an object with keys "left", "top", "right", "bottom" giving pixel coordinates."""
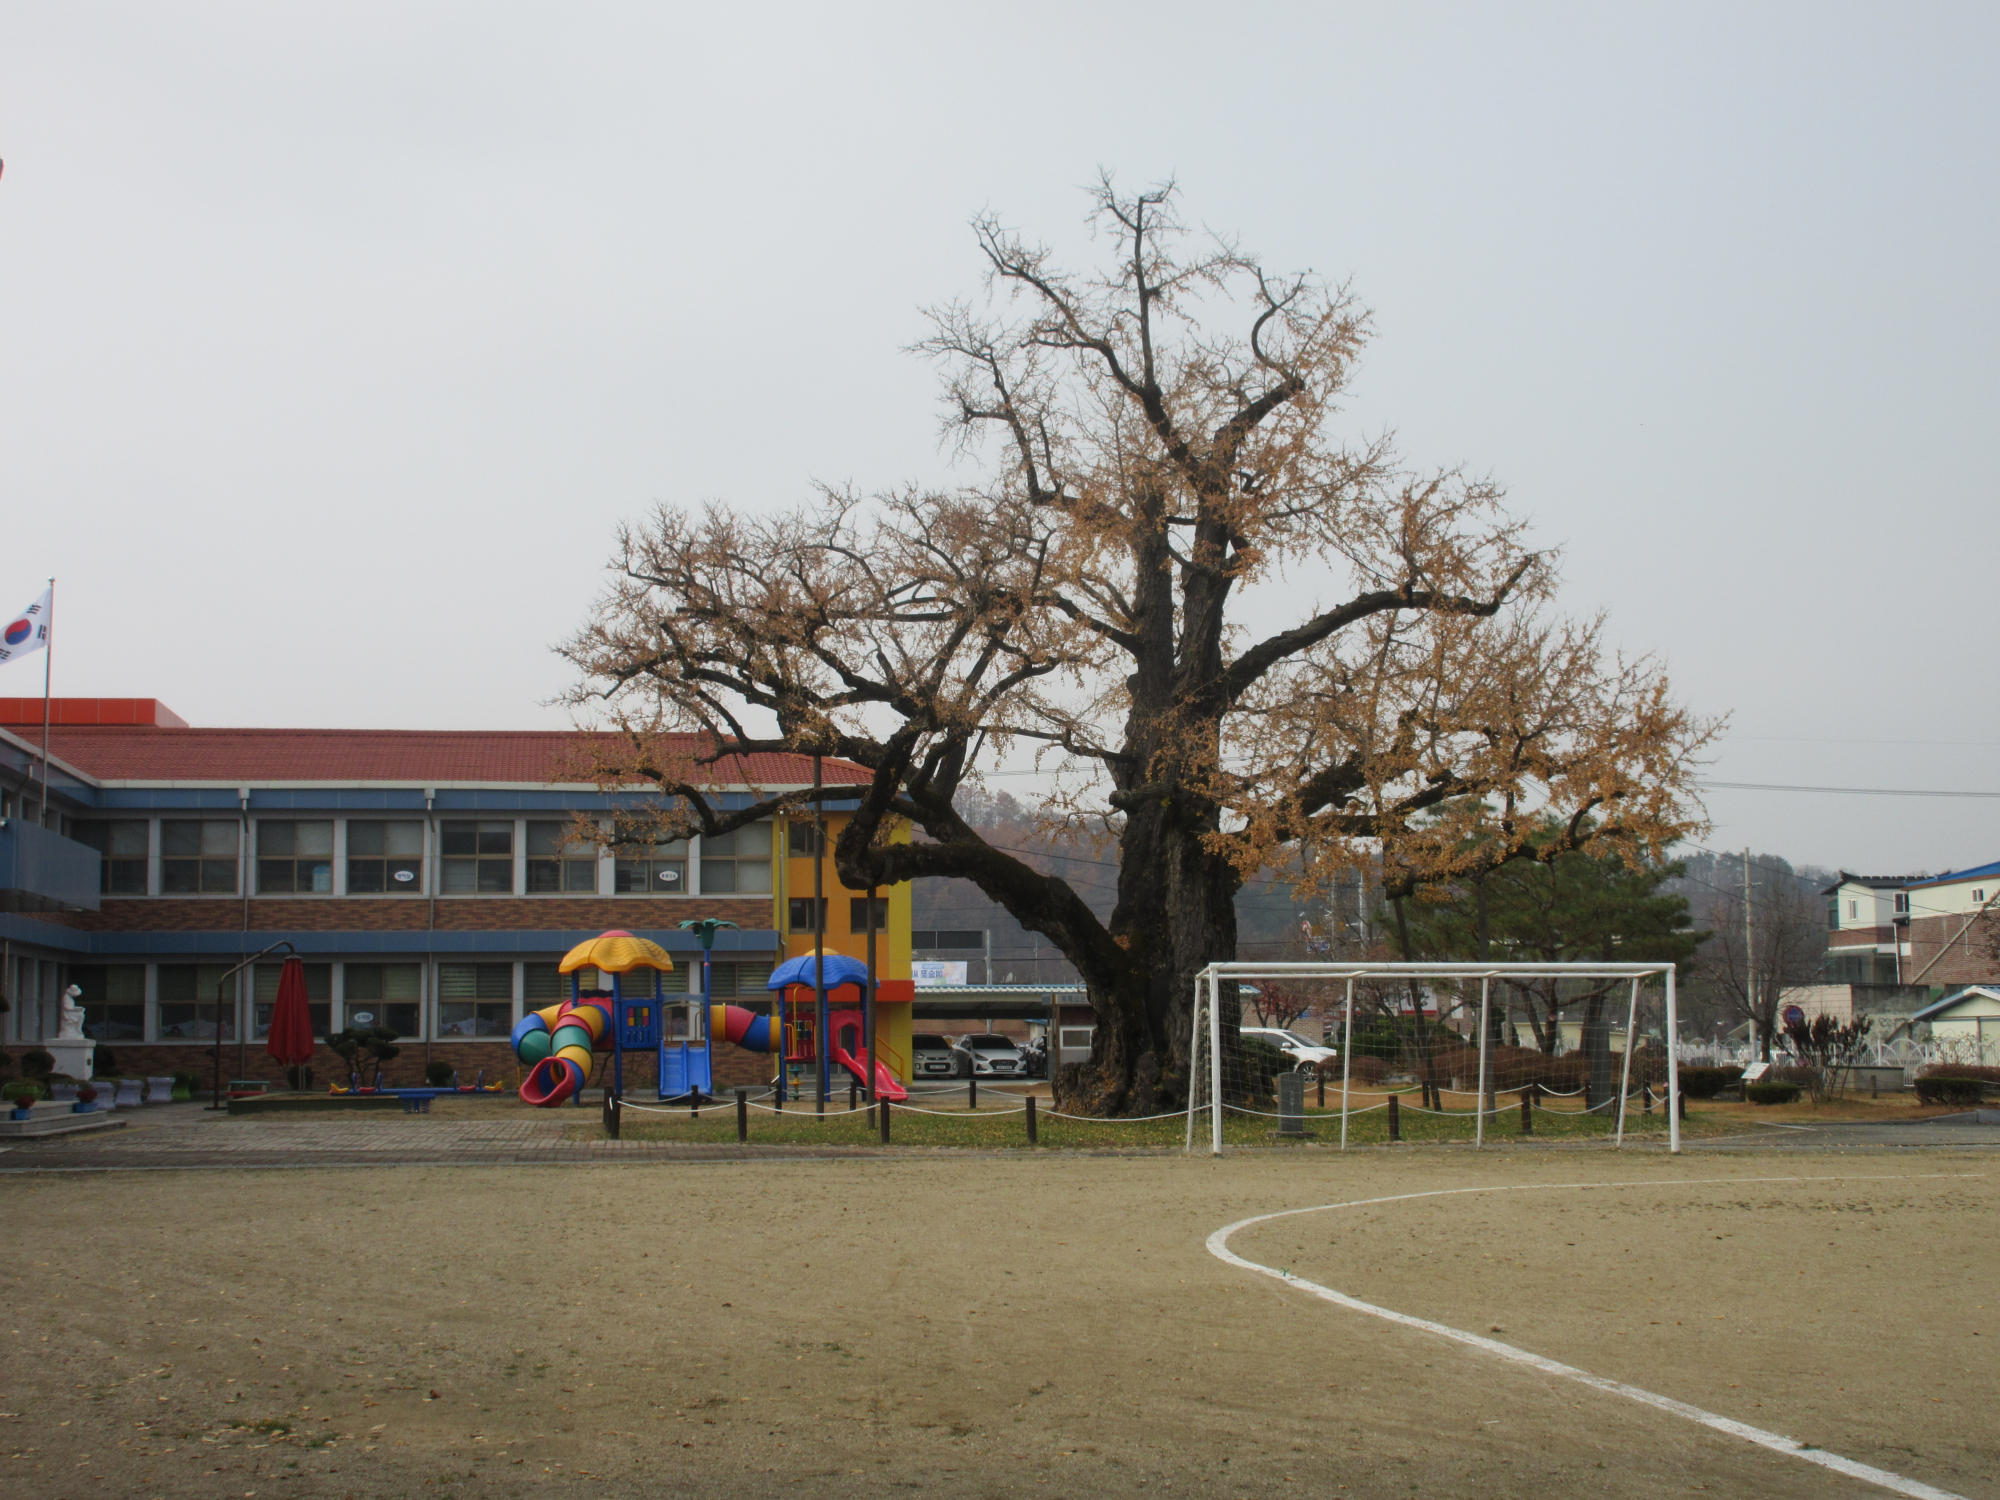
[{"left": 55, "top": 983, "right": 87, "bottom": 1041}]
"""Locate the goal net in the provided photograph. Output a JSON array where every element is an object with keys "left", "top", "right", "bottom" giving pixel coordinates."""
[{"left": 1185, "top": 961, "right": 1682, "bottom": 1154}]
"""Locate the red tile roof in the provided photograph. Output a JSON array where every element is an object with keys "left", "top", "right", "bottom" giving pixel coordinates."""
[{"left": 3, "top": 726, "right": 873, "bottom": 787}]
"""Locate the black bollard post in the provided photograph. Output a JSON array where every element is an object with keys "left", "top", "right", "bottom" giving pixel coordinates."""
[
  {"left": 1519, "top": 1087, "right": 1532, "bottom": 1137},
  {"left": 1026, "top": 1095, "right": 1038, "bottom": 1146},
  {"left": 604, "top": 1091, "right": 621, "bottom": 1140},
  {"left": 1317, "top": 1070, "right": 1326, "bottom": 1109},
  {"left": 879, "top": 1097, "right": 891, "bottom": 1143},
  {"left": 690, "top": 1086, "right": 699, "bottom": 1121},
  {"left": 968, "top": 1073, "right": 978, "bottom": 1112},
  {"left": 1387, "top": 1092, "right": 1401, "bottom": 1143},
  {"left": 849, "top": 1079, "right": 858, "bottom": 1113},
  {"left": 736, "top": 1087, "right": 748, "bottom": 1144},
  {"left": 1678, "top": 1088, "right": 1687, "bottom": 1121}
]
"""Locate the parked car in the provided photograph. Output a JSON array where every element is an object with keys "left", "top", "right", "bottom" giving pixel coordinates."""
[
  {"left": 950, "top": 1033, "right": 1027, "bottom": 1078},
  {"left": 910, "top": 1033, "right": 959, "bottom": 1079},
  {"left": 1240, "top": 1026, "right": 1338, "bottom": 1073}
]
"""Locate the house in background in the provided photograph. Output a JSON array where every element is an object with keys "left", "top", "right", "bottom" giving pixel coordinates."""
[
  {"left": 1905, "top": 986, "right": 2000, "bottom": 1064},
  {"left": 0, "top": 697, "right": 913, "bottom": 1090}
]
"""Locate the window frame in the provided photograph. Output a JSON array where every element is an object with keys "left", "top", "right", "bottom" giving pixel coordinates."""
[
  {"left": 698, "top": 822, "right": 773, "bottom": 895},
  {"left": 849, "top": 895, "right": 889, "bottom": 932},
  {"left": 345, "top": 819, "right": 426, "bottom": 896},
  {"left": 527, "top": 821, "right": 601, "bottom": 895},
  {"left": 159, "top": 818, "right": 242, "bottom": 895},
  {"left": 74, "top": 819, "right": 150, "bottom": 896},
  {"left": 255, "top": 819, "right": 337, "bottom": 895},
  {"left": 440, "top": 819, "right": 516, "bottom": 895}
]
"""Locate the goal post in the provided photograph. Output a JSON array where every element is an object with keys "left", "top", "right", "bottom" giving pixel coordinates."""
[{"left": 1187, "top": 961, "right": 1681, "bottom": 1155}]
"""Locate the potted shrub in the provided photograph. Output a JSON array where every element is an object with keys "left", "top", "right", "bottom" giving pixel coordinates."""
[{"left": 74, "top": 1083, "right": 99, "bottom": 1114}]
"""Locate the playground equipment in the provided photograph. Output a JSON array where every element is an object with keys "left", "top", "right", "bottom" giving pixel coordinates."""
[
  {"left": 765, "top": 951, "right": 907, "bottom": 1102},
  {"left": 511, "top": 930, "right": 674, "bottom": 1107},
  {"left": 711, "top": 998, "right": 907, "bottom": 1102},
  {"left": 506, "top": 928, "right": 905, "bottom": 1107}
]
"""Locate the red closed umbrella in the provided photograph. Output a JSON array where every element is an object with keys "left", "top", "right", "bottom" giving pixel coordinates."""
[{"left": 264, "top": 956, "right": 316, "bottom": 1083}]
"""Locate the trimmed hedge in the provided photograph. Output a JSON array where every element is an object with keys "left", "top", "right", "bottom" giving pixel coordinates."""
[
  {"left": 1678, "top": 1065, "right": 1744, "bottom": 1099},
  {"left": 1746, "top": 1081, "right": 1802, "bottom": 1105},
  {"left": 1914, "top": 1076, "right": 1988, "bottom": 1107},
  {"left": 1917, "top": 1063, "right": 2000, "bottom": 1085}
]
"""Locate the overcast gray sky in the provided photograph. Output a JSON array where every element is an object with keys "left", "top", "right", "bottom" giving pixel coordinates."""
[{"left": 2, "top": 3, "right": 1994, "bottom": 873}]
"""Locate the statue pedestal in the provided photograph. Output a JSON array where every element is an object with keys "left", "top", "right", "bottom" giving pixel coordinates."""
[{"left": 41, "top": 1039, "right": 95, "bottom": 1082}]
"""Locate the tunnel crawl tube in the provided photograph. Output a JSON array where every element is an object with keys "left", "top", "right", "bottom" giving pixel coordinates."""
[{"left": 512, "top": 998, "right": 612, "bottom": 1106}]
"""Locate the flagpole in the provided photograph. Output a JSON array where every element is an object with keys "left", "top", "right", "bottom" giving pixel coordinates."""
[{"left": 37, "top": 577, "right": 52, "bottom": 826}]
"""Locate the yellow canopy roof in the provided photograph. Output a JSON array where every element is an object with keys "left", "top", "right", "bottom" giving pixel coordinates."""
[{"left": 558, "top": 930, "right": 675, "bottom": 975}]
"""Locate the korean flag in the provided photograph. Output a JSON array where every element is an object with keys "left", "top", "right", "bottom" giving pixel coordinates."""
[{"left": 0, "top": 588, "right": 50, "bottom": 665}]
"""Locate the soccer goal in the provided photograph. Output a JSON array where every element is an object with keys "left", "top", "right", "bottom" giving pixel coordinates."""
[{"left": 1186, "top": 961, "right": 1682, "bottom": 1155}]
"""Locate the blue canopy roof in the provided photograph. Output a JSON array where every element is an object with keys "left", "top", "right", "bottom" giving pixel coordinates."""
[{"left": 767, "top": 951, "right": 871, "bottom": 991}]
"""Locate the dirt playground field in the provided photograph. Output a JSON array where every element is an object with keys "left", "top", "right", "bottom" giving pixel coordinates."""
[{"left": 2, "top": 1150, "right": 1993, "bottom": 1499}]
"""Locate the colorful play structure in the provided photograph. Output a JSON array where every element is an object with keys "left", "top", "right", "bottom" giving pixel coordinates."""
[{"left": 507, "top": 929, "right": 906, "bottom": 1106}]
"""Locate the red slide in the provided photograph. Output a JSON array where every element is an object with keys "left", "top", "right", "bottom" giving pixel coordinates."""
[{"left": 827, "top": 1009, "right": 908, "bottom": 1101}]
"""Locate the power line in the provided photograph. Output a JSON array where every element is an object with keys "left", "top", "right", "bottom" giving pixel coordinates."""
[{"left": 1703, "top": 779, "right": 2000, "bottom": 800}]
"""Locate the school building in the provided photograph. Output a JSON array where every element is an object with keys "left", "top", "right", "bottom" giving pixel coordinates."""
[{"left": 0, "top": 698, "right": 914, "bottom": 1090}]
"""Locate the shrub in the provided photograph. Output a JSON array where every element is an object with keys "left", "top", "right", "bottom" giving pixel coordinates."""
[
  {"left": 1746, "top": 1081, "right": 1802, "bottom": 1105},
  {"left": 1235, "top": 1034, "right": 1286, "bottom": 1101},
  {"left": 1917, "top": 1063, "right": 2000, "bottom": 1085},
  {"left": 92, "top": 1047, "right": 119, "bottom": 1075},
  {"left": 3, "top": 1080, "right": 43, "bottom": 1104},
  {"left": 1914, "top": 1076, "right": 1988, "bottom": 1107},
  {"left": 19, "top": 1049, "right": 54, "bottom": 1079},
  {"left": 1342, "top": 1054, "right": 1390, "bottom": 1086},
  {"left": 1677, "top": 1065, "right": 1743, "bottom": 1099},
  {"left": 423, "top": 1060, "right": 455, "bottom": 1088},
  {"left": 1764, "top": 1064, "right": 1815, "bottom": 1086}
]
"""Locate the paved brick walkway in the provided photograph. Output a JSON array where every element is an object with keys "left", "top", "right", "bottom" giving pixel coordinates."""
[{"left": 0, "top": 1103, "right": 877, "bottom": 1170}]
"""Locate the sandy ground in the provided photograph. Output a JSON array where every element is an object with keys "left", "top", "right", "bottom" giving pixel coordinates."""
[{"left": 2, "top": 1150, "right": 1993, "bottom": 1500}]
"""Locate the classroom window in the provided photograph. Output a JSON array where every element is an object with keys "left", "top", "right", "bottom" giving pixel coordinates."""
[
  {"left": 341, "top": 963, "right": 422, "bottom": 1037},
  {"left": 160, "top": 820, "right": 240, "bottom": 894},
  {"left": 787, "top": 822, "right": 825, "bottom": 856},
  {"left": 1847, "top": 899, "right": 1858, "bottom": 919},
  {"left": 68, "top": 965, "right": 146, "bottom": 1040},
  {"left": 73, "top": 820, "right": 149, "bottom": 894},
  {"left": 524, "top": 962, "right": 686, "bottom": 1001},
  {"left": 253, "top": 963, "right": 332, "bottom": 1039},
  {"left": 699, "top": 822, "right": 772, "bottom": 894},
  {"left": 1895, "top": 892, "right": 1910, "bottom": 914},
  {"left": 347, "top": 820, "right": 424, "bottom": 893},
  {"left": 527, "top": 822, "right": 599, "bottom": 893},
  {"left": 613, "top": 838, "right": 687, "bottom": 895},
  {"left": 156, "top": 965, "right": 239, "bottom": 1040},
  {"left": 707, "top": 961, "right": 773, "bottom": 998},
  {"left": 257, "top": 821, "right": 335, "bottom": 894},
  {"left": 788, "top": 896, "right": 828, "bottom": 932},
  {"left": 437, "top": 963, "right": 514, "bottom": 1037},
  {"left": 849, "top": 896, "right": 889, "bottom": 932},
  {"left": 441, "top": 821, "right": 514, "bottom": 893}
]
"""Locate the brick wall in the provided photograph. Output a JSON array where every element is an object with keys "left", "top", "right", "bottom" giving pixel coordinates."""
[{"left": 1902, "top": 913, "right": 2000, "bottom": 990}]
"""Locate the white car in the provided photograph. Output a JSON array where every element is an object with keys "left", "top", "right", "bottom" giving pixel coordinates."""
[
  {"left": 1240, "top": 1026, "right": 1338, "bottom": 1073},
  {"left": 950, "top": 1033, "right": 1026, "bottom": 1078},
  {"left": 910, "top": 1033, "right": 959, "bottom": 1078}
]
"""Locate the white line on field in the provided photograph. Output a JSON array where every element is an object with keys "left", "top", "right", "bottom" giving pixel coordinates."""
[{"left": 1207, "top": 1174, "right": 1983, "bottom": 1500}]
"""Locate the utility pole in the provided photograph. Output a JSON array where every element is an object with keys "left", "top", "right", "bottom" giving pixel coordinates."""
[{"left": 1742, "top": 849, "right": 1757, "bottom": 1062}]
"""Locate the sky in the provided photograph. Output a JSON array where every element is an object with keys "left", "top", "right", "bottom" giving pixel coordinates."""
[{"left": 1, "top": 2, "right": 1995, "bottom": 874}]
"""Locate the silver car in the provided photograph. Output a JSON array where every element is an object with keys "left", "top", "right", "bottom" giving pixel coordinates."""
[
  {"left": 910, "top": 1032, "right": 959, "bottom": 1079},
  {"left": 950, "top": 1033, "right": 1026, "bottom": 1078}
]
